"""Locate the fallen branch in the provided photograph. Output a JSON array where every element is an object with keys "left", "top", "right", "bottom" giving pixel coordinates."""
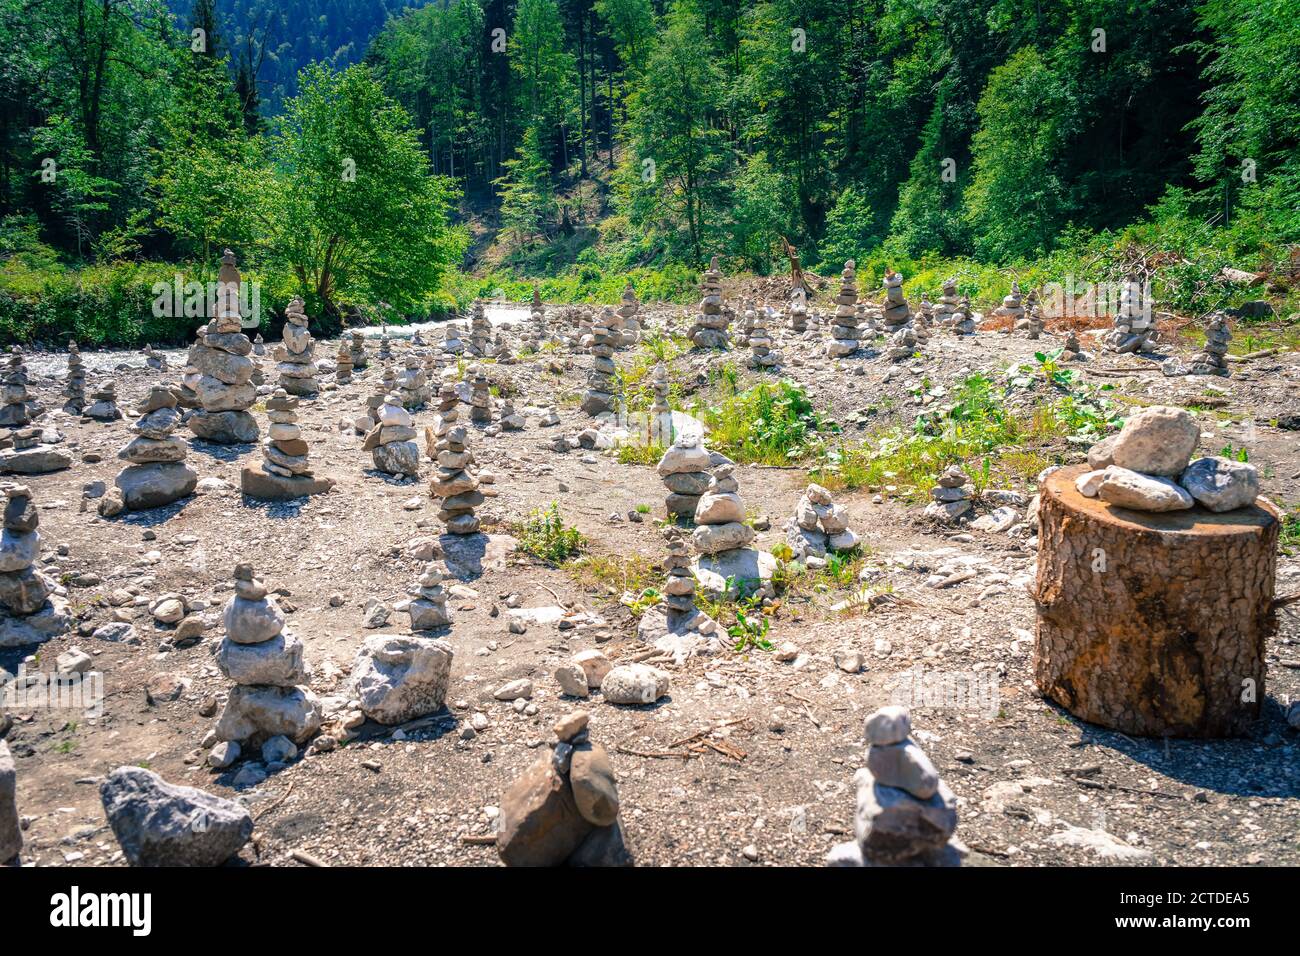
[
  {"left": 290, "top": 849, "right": 327, "bottom": 867},
  {"left": 461, "top": 834, "right": 497, "bottom": 845},
  {"left": 616, "top": 744, "right": 697, "bottom": 760},
  {"left": 1226, "top": 347, "right": 1280, "bottom": 363},
  {"left": 255, "top": 782, "right": 296, "bottom": 820}
]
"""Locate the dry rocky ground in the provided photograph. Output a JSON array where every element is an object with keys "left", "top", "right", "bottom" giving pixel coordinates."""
[{"left": 3, "top": 306, "right": 1299, "bottom": 868}]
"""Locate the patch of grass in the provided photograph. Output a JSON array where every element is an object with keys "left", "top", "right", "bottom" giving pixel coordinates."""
[
  {"left": 692, "top": 371, "right": 833, "bottom": 464},
  {"left": 616, "top": 442, "right": 665, "bottom": 465},
  {"left": 1280, "top": 507, "right": 1300, "bottom": 556},
  {"left": 635, "top": 503, "right": 651, "bottom": 514},
  {"left": 566, "top": 553, "right": 659, "bottom": 599},
  {"left": 514, "top": 503, "right": 585, "bottom": 564}
]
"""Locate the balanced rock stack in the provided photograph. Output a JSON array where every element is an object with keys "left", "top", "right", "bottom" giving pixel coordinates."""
[
  {"left": 785, "top": 483, "right": 858, "bottom": 561},
  {"left": 63, "top": 341, "right": 87, "bottom": 415},
  {"left": 1076, "top": 405, "right": 1258, "bottom": 513},
  {"left": 527, "top": 285, "right": 547, "bottom": 348},
  {"left": 143, "top": 343, "right": 166, "bottom": 370},
  {"left": 469, "top": 301, "right": 492, "bottom": 357},
  {"left": 213, "top": 563, "right": 322, "bottom": 759},
  {"left": 377, "top": 327, "right": 394, "bottom": 363},
  {"left": 1189, "top": 312, "right": 1231, "bottom": 376},
  {"left": 335, "top": 342, "right": 353, "bottom": 384},
  {"left": 185, "top": 250, "right": 258, "bottom": 443},
  {"left": 995, "top": 281, "right": 1024, "bottom": 328},
  {"left": 735, "top": 302, "right": 756, "bottom": 349},
  {"left": 636, "top": 527, "right": 721, "bottom": 657},
  {"left": 950, "top": 296, "right": 975, "bottom": 335},
  {"left": 350, "top": 330, "right": 369, "bottom": 370},
  {"left": 430, "top": 416, "right": 483, "bottom": 535},
  {"left": 379, "top": 363, "right": 398, "bottom": 402},
  {"left": 468, "top": 365, "right": 492, "bottom": 424},
  {"left": 99, "top": 385, "right": 197, "bottom": 515},
  {"left": 914, "top": 297, "right": 932, "bottom": 345},
  {"left": 924, "top": 465, "right": 973, "bottom": 523},
  {"left": 826, "top": 706, "right": 963, "bottom": 867},
  {"left": 497, "top": 398, "right": 524, "bottom": 431},
  {"left": 617, "top": 281, "right": 641, "bottom": 346},
  {"left": 1061, "top": 329, "right": 1085, "bottom": 361},
  {"left": 252, "top": 333, "right": 265, "bottom": 356},
  {"left": 497, "top": 710, "right": 633, "bottom": 867},
  {"left": 0, "top": 484, "right": 70, "bottom": 648},
  {"left": 83, "top": 380, "right": 122, "bottom": 421},
  {"left": 881, "top": 270, "right": 912, "bottom": 336},
  {"left": 0, "top": 427, "right": 70, "bottom": 475},
  {"left": 580, "top": 313, "right": 618, "bottom": 416},
  {"left": 275, "top": 297, "right": 318, "bottom": 397},
  {"left": 398, "top": 356, "right": 427, "bottom": 410},
  {"left": 406, "top": 561, "right": 451, "bottom": 631},
  {"left": 1024, "top": 293, "right": 1044, "bottom": 339},
  {"left": 748, "top": 308, "right": 780, "bottom": 369},
  {"left": 692, "top": 464, "right": 755, "bottom": 557},
  {"left": 241, "top": 388, "right": 335, "bottom": 500},
  {"left": 657, "top": 433, "right": 712, "bottom": 519},
  {"left": 789, "top": 284, "right": 809, "bottom": 333},
  {"left": 933, "top": 278, "right": 959, "bottom": 328},
  {"left": 650, "top": 364, "right": 671, "bottom": 416},
  {"left": 1106, "top": 276, "right": 1155, "bottom": 353},
  {"left": 689, "top": 257, "right": 730, "bottom": 350},
  {"left": 364, "top": 392, "right": 420, "bottom": 476},
  {"left": 355, "top": 375, "right": 386, "bottom": 433},
  {"left": 884, "top": 317, "right": 917, "bottom": 360},
  {"left": 827, "top": 260, "right": 865, "bottom": 357},
  {"left": 0, "top": 349, "right": 33, "bottom": 428}
]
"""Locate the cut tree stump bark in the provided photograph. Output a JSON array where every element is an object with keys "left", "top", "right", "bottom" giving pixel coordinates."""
[{"left": 1033, "top": 464, "right": 1280, "bottom": 738}]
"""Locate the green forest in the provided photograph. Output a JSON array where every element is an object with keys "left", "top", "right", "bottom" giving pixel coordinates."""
[{"left": 1, "top": 0, "right": 1297, "bottom": 346}]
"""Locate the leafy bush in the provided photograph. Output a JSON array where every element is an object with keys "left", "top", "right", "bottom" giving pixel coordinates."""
[
  {"left": 693, "top": 372, "right": 833, "bottom": 464},
  {"left": 515, "top": 503, "right": 585, "bottom": 563}
]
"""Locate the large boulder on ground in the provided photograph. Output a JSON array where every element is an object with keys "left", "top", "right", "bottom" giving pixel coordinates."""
[
  {"left": 99, "top": 766, "right": 253, "bottom": 867},
  {"left": 601, "top": 663, "right": 670, "bottom": 705},
  {"left": 348, "top": 634, "right": 453, "bottom": 725},
  {"left": 115, "top": 463, "right": 198, "bottom": 510},
  {"left": 372, "top": 440, "right": 420, "bottom": 475}
]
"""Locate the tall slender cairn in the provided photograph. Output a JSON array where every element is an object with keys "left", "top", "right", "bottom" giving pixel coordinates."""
[
  {"left": 689, "top": 257, "right": 730, "bottom": 349},
  {"left": 430, "top": 415, "right": 483, "bottom": 535},
  {"left": 880, "top": 270, "right": 912, "bottom": 336},
  {"left": 0, "top": 350, "right": 34, "bottom": 427},
  {"left": 950, "top": 296, "right": 975, "bottom": 335},
  {"left": 933, "top": 278, "right": 959, "bottom": 328},
  {"left": 350, "top": 330, "right": 369, "bottom": 370},
  {"left": 617, "top": 281, "right": 641, "bottom": 345},
  {"left": 335, "top": 341, "right": 353, "bottom": 384},
  {"left": 1106, "top": 275, "right": 1155, "bottom": 353},
  {"left": 241, "top": 388, "right": 335, "bottom": 500},
  {"left": 994, "top": 281, "right": 1024, "bottom": 328},
  {"left": 826, "top": 261, "right": 865, "bottom": 357},
  {"left": 1189, "top": 311, "right": 1231, "bottom": 376},
  {"left": 99, "top": 384, "right": 197, "bottom": 515},
  {"left": 63, "top": 341, "right": 86, "bottom": 415},
  {"left": 580, "top": 311, "right": 619, "bottom": 416},
  {"left": 186, "top": 250, "right": 259, "bottom": 444},
  {"left": 914, "top": 297, "right": 933, "bottom": 345},
  {"left": 276, "top": 297, "right": 318, "bottom": 397},
  {"left": 749, "top": 308, "right": 780, "bottom": 369},
  {"left": 1024, "top": 293, "right": 1044, "bottom": 340},
  {"left": 0, "top": 484, "right": 70, "bottom": 648},
  {"left": 468, "top": 365, "right": 492, "bottom": 424},
  {"left": 376, "top": 324, "right": 394, "bottom": 362},
  {"left": 469, "top": 301, "right": 492, "bottom": 357},
  {"left": 399, "top": 355, "right": 427, "bottom": 410}
]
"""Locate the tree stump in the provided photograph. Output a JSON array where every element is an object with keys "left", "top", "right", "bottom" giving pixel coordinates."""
[{"left": 1033, "top": 464, "right": 1280, "bottom": 738}]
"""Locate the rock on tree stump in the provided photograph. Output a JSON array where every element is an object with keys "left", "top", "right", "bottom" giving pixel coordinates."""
[{"left": 1033, "top": 464, "right": 1280, "bottom": 738}]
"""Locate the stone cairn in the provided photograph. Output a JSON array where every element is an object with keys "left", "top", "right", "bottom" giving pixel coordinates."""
[
  {"left": 1189, "top": 312, "right": 1231, "bottom": 376},
  {"left": 735, "top": 301, "right": 756, "bottom": 349},
  {"left": 933, "top": 278, "right": 958, "bottom": 328},
  {"left": 0, "top": 484, "right": 70, "bottom": 647},
  {"left": 335, "top": 342, "right": 353, "bottom": 384},
  {"left": 580, "top": 312, "right": 618, "bottom": 416},
  {"left": 914, "top": 297, "right": 932, "bottom": 346},
  {"left": 827, "top": 706, "right": 963, "bottom": 867},
  {"left": 212, "top": 563, "right": 322, "bottom": 763},
  {"left": 0, "top": 425, "right": 70, "bottom": 475},
  {"left": 1024, "top": 292, "right": 1044, "bottom": 339},
  {"left": 1076, "top": 405, "right": 1258, "bottom": 514},
  {"left": 951, "top": 296, "right": 975, "bottom": 335},
  {"left": 924, "top": 465, "right": 973, "bottom": 523},
  {"left": 377, "top": 326, "right": 394, "bottom": 363},
  {"left": 398, "top": 355, "right": 427, "bottom": 410},
  {"left": 99, "top": 385, "right": 197, "bottom": 515},
  {"left": 884, "top": 316, "right": 917, "bottom": 361},
  {"left": 276, "top": 297, "right": 318, "bottom": 397},
  {"left": 689, "top": 257, "right": 730, "bottom": 350},
  {"left": 1061, "top": 329, "right": 1085, "bottom": 361},
  {"left": 635, "top": 526, "right": 721, "bottom": 656},
  {"left": 443, "top": 318, "right": 466, "bottom": 355},
  {"left": 827, "top": 260, "right": 865, "bottom": 357},
  {"left": 497, "top": 710, "right": 633, "bottom": 867},
  {"left": 497, "top": 398, "right": 524, "bottom": 431},
  {"left": 468, "top": 365, "right": 492, "bottom": 424},
  {"left": 407, "top": 561, "right": 451, "bottom": 631},
  {"left": 617, "top": 281, "right": 641, "bottom": 346},
  {"left": 429, "top": 415, "right": 482, "bottom": 535},
  {"left": 364, "top": 391, "right": 420, "bottom": 476},
  {"left": 143, "top": 343, "right": 166, "bottom": 370},
  {"left": 469, "top": 301, "right": 492, "bottom": 357},
  {"left": 789, "top": 284, "right": 810, "bottom": 333},
  {"left": 241, "top": 388, "right": 335, "bottom": 500},
  {"left": 63, "top": 341, "right": 87, "bottom": 415},
  {"left": 995, "top": 281, "right": 1024, "bottom": 328},
  {"left": 1106, "top": 275, "right": 1155, "bottom": 353},
  {"left": 349, "top": 330, "right": 368, "bottom": 370},
  {"left": 83, "top": 380, "right": 122, "bottom": 421},
  {"left": 356, "top": 374, "right": 385, "bottom": 434},
  {"left": 748, "top": 307, "right": 780, "bottom": 369},
  {"left": 657, "top": 432, "right": 712, "bottom": 519},
  {"left": 785, "top": 483, "right": 858, "bottom": 561},
  {"left": 881, "top": 270, "right": 912, "bottom": 337},
  {"left": 379, "top": 363, "right": 398, "bottom": 402},
  {"left": 0, "top": 349, "right": 34, "bottom": 427},
  {"left": 186, "top": 249, "right": 258, "bottom": 443},
  {"left": 252, "top": 333, "right": 265, "bottom": 356},
  {"left": 692, "top": 464, "right": 755, "bottom": 558}
]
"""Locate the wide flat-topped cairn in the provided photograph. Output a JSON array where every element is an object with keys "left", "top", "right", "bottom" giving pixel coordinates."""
[
  {"left": 363, "top": 391, "right": 420, "bottom": 476},
  {"left": 785, "top": 483, "right": 857, "bottom": 561},
  {"left": 497, "top": 710, "right": 634, "bottom": 867},
  {"left": 469, "top": 301, "right": 492, "bottom": 357},
  {"left": 0, "top": 349, "right": 34, "bottom": 428},
  {"left": 827, "top": 260, "right": 864, "bottom": 357},
  {"left": 617, "top": 281, "right": 641, "bottom": 346},
  {"left": 0, "top": 425, "right": 70, "bottom": 475},
  {"left": 241, "top": 388, "right": 335, "bottom": 500},
  {"left": 213, "top": 563, "right": 321, "bottom": 758},
  {"left": 275, "top": 297, "right": 318, "bottom": 397},
  {"left": 580, "top": 312, "right": 619, "bottom": 416},
  {"left": 657, "top": 432, "right": 712, "bottom": 518},
  {"left": 350, "top": 330, "right": 369, "bottom": 369},
  {"left": 880, "top": 270, "right": 912, "bottom": 336},
  {"left": 933, "top": 278, "right": 958, "bottom": 328},
  {"left": 83, "top": 379, "right": 122, "bottom": 421},
  {"left": 99, "top": 384, "right": 197, "bottom": 515},
  {"left": 748, "top": 308, "right": 780, "bottom": 368},
  {"left": 0, "top": 484, "right": 70, "bottom": 648},
  {"left": 468, "top": 365, "right": 492, "bottom": 424},
  {"left": 1105, "top": 275, "right": 1155, "bottom": 353},
  {"left": 1188, "top": 311, "right": 1231, "bottom": 376},
  {"left": 636, "top": 527, "right": 722, "bottom": 660},
  {"left": 827, "top": 706, "right": 963, "bottom": 867},
  {"left": 924, "top": 465, "right": 973, "bottom": 523},
  {"left": 63, "top": 341, "right": 86, "bottom": 415},
  {"left": 689, "top": 257, "right": 730, "bottom": 350},
  {"left": 994, "top": 281, "right": 1024, "bottom": 328},
  {"left": 430, "top": 420, "right": 482, "bottom": 535},
  {"left": 398, "top": 355, "right": 427, "bottom": 410},
  {"left": 186, "top": 250, "right": 258, "bottom": 444},
  {"left": 789, "top": 284, "right": 809, "bottom": 333},
  {"left": 950, "top": 295, "right": 975, "bottom": 335},
  {"left": 335, "top": 342, "right": 353, "bottom": 384}
]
